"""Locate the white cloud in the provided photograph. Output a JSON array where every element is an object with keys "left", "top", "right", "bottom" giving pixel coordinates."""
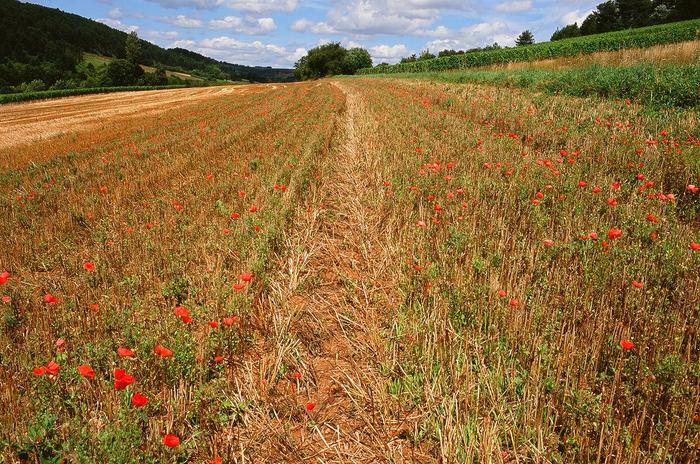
[
  {"left": 369, "top": 44, "right": 410, "bottom": 64},
  {"left": 108, "top": 7, "right": 123, "bottom": 19},
  {"left": 146, "top": 0, "right": 221, "bottom": 9},
  {"left": 495, "top": 1, "right": 532, "bottom": 13},
  {"left": 168, "top": 14, "right": 203, "bottom": 27},
  {"left": 142, "top": 30, "right": 180, "bottom": 40},
  {"left": 146, "top": 0, "right": 298, "bottom": 13},
  {"left": 425, "top": 20, "right": 517, "bottom": 52},
  {"left": 290, "top": 18, "right": 312, "bottom": 32},
  {"left": 561, "top": 8, "right": 593, "bottom": 25},
  {"left": 171, "top": 36, "right": 305, "bottom": 67},
  {"left": 222, "top": 0, "right": 298, "bottom": 13},
  {"left": 305, "top": 0, "right": 475, "bottom": 36},
  {"left": 416, "top": 25, "right": 451, "bottom": 38},
  {"left": 97, "top": 18, "right": 139, "bottom": 33},
  {"left": 209, "top": 15, "right": 276, "bottom": 34}
]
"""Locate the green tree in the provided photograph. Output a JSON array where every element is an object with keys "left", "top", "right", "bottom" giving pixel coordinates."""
[
  {"left": 419, "top": 49, "right": 436, "bottom": 60},
  {"left": 293, "top": 43, "right": 348, "bottom": 80},
  {"left": 671, "top": 0, "right": 700, "bottom": 20},
  {"left": 618, "top": 0, "right": 653, "bottom": 27},
  {"left": 343, "top": 48, "right": 372, "bottom": 73},
  {"left": 551, "top": 23, "right": 581, "bottom": 40},
  {"left": 515, "top": 30, "right": 535, "bottom": 46},
  {"left": 103, "top": 59, "right": 143, "bottom": 86},
  {"left": 125, "top": 31, "right": 141, "bottom": 64}
]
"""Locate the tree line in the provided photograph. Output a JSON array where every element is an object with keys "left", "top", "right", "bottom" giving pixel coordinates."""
[{"left": 551, "top": 0, "right": 699, "bottom": 40}]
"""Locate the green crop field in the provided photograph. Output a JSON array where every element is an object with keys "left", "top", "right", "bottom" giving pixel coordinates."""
[{"left": 360, "top": 19, "right": 700, "bottom": 75}]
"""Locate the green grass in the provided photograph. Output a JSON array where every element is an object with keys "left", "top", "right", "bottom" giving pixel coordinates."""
[
  {"left": 0, "top": 85, "right": 188, "bottom": 105},
  {"left": 359, "top": 19, "right": 700, "bottom": 75},
  {"left": 362, "top": 63, "right": 700, "bottom": 109},
  {"left": 82, "top": 52, "right": 113, "bottom": 67}
]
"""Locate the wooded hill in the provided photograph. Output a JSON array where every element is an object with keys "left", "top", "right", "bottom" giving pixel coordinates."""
[{"left": 0, "top": 0, "right": 295, "bottom": 90}]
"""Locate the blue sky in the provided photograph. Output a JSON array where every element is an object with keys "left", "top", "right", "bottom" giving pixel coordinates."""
[{"left": 32, "top": 0, "right": 600, "bottom": 68}]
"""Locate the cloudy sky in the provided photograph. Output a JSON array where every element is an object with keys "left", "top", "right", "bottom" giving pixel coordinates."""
[{"left": 33, "top": 0, "right": 599, "bottom": 68}]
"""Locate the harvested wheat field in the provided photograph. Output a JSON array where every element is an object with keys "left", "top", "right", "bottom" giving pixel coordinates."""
[{"left": 1, "top": 78, "right": 699, "bottom": 463}]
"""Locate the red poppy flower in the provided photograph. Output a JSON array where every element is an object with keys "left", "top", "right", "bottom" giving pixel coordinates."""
[
  {"left": 117, "top": 347, "right": 135, "bottom": 358},
  {"left": 232, "top": 283, "right": 245, "bottom": 291},
  {"left": 1, "top": 296, "right": 10, "bottom": 304},
  {"left": 83, "top": 262, "right": 95, "bottom": 272},
  {"left": 89, "top": 303, "right": 100, "bottom": 312},
  {"left": 222, "top": 316, "right": 237, "bottom": 326},
  {"left": 0, "top": 271, "right": 10, "bottom": 285},
  {"left": 240, "top": 273, "right": 253, "bottom": 282},
  {"left": 305, "top": 401, "right": 316, "bottom": 411},
  {"left": 249, "top": 205, "right": 258, "bottom": 213},
  {"left": 114, "top": 369, "right": 135, "bottom": 390},
  {"left": 131, "top": 392, "right": 149, "bottom": 407},
  {"left": 163, "top": 434, "right": 180, "bottom": 448},
  {"left": 208, "top": 321, "right": 218, "bottom": 329},
  {"left": 293, "top": 371, "right": 302, "bottom": 380},
  {"left": 508, "top": 298, "right": 519, "bottom": 307},
  {"left": 578, "top": 181, "right": 588, "bottom": 188},
  {"left": 608, "top": 228, "right": 622, "bottom": 240},
  {"left": 33, "top": 366, "right": 47, "bottom": 376},
  {"left": 687, "top": 184, "right": 699, "bottom": 193},
  {"left": 45, "top": 361, "right": 60, "bottom": 376},
  {"left": 690, "top": 242, "right": 700, "bottom": 251},
  {"left": 611, "top": 181, "right": 621, "bottom": 190},
  {"left": 209, "top": 458, "right": 222, "bottom": 464},
  {"left": 230, "top": 212, "right": 241, "bottom": 219},
  {"left": 620, "top": 339, "right": 635, "bottom": 350},
  {"left": 78, "top": 364, "right": 95, "bottom": 379},
  {"left": 592, "top": 186, "right": 602, "bottom": 193},
  {"left": 631, "top": 280, "right": 644, "bottom": 289},
  {"left": 543, "top": 239, "right": 554, "bottom": 247},
  {"left": 498, "top": 289, "right": 507, "bottom": 298},
  {"left": 154, "top": 344, "right": 173, "bottom": 358},
  {"left": 174, "top": 306, "right": 192, "bottom": 323},
  {"left": 213, "top": 355, "right": 224, "bottom": 363},
  {"left": 43, "top": 293, "right": 58, "bottom": 304}
]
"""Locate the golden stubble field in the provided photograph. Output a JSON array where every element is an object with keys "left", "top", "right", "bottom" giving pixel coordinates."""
[{"left": 0, "top": 79, "right": 698, "bottom": 463}]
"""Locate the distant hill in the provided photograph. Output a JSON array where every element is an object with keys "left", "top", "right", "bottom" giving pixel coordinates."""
[{"left": 0, "top": 0, "right": 295, "bottom": 89}]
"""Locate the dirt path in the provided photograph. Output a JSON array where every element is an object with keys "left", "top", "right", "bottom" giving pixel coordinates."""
[{"left": 254, "top": 81, "right": 425, "bottom": 462}]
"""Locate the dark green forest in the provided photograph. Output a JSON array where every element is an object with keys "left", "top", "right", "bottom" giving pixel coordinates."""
[{"left": 0, "top": 0, "right": 295, "bottom": 93}]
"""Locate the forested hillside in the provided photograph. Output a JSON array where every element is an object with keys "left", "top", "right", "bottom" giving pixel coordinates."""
[{"left": 0, "top": 0, "right": 294, "bottom": 91}]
